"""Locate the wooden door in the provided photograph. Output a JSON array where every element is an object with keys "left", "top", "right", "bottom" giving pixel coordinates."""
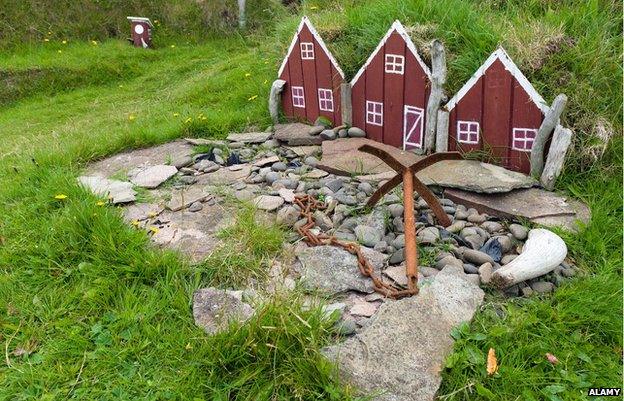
[{"left": 403, "top": 105, "right": 424, "bottom": 150}]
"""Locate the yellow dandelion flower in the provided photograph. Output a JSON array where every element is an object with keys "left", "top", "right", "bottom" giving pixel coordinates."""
[
  {"left": 62, "top": 40, "right": 67, "bottom": 44},
  {"left": 201, "top": 116, "right": 207, "bottom": 120},
  {"left": 147, "top": 211, "right": 158, "bottom": 218},
  {"left": 310, "top": 6, "right": 318, "bottom": 10},
  {"left": 185, "top": 117, "right": 192, "bottom": 123},
  {"left": 119, "top": 85, "right": 123, "bottom": 88},
  {"left": 185, "top": 343, "right": 193, "bottom": 350},
  {"left": 96, "top": 201, "right": 106, "bottom": 206},
  {"left": 131, "top": 220, "right": 140, "bottom": 227},
  {"left": 264, "top": 60, "right": 269, "bottom": 64},
  {"left": 54, "top": 194, "right": 68, "bottom": 200},
  {"left": 170, "top": 44, "right": 176, "bottom": 48},
  {"left": 128, "top": 114, "right": 136, "bottom": 121},
  {"left": 173, "top": 112, "right": 180, "bottom": 117},
  {"left": 91, "top": 40, "right": 98, "bottom": 45},
  {"left": 149, "top": 226, "right": 159, "bottom": 234},
  {"left": 47, "top": 31, "right": 52, "bottom": 35},
  {"left": 247, "top": 95, "right": 258, "bottom": 101},
  {"left": 57, "top": 50, "right": 62, "bottom": 54},
  {"left": 44, "top": 38, "right": 50, "bottom": 42},
  {"left": 263, "top": 79, "right": 268, "bottom": 84},
  {"left": 245, "top": 73, "right": 251, "bottom": 77}
]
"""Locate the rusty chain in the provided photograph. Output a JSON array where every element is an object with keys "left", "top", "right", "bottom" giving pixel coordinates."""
[{"left": 294, "top": 194, "right": 418, "bottom": 299}]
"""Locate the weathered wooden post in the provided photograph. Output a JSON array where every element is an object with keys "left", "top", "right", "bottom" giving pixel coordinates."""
[
  {"left": 540, "top": 125, "right": 573, "bottom": 190},
  {"left": 424, "top": 40, "right": 447, "bottom": 153},
  {"left": 340, "top": 83, "right": 352, "bottom": 126},
  {"left": 127, "top": 17, "right": 153, "bottom": 49},
  {"left": 530, "top": 94, "right": 568, "bottom": 177}
]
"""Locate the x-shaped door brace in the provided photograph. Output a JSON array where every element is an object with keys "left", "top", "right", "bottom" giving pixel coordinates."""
[{"left": 359, "top": 144, "right": 463, "bottom": 292}]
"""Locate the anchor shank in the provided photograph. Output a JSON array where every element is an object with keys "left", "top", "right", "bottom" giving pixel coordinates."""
[{"left": 402, "top": 168, "right": 419, "bottom": 291}]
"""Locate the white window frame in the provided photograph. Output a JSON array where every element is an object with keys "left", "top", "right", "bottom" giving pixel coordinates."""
[
  {"left": 457, "top": 120, "right": 480, "bottom": 144},
  {"left": 366, "top": 101, "right": 383, "bottom": 126},
  {"left": 318, "top": 88, "right": 334, "bottom": 112},
  {"left": 384, "top": 54, "right": 405, "bottom": 75},
  {"left": 300, "top": 42, "right": 315, "bottom": 60},
  {"left": 512, "top": 128, "right": 538, "bottom": 152},
  {"left": 291, "top": 86, "right": 305, "bottom": 108}
]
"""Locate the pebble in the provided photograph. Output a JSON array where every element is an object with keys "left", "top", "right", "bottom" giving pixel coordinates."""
[
  {"left": 271, "top": 162, "right": 288, "bottom": 172},
  {"left": 463, "top": 263, "right": 478, "bottom": 274},
  {"left": 357, "top": 182, "right": 374, "bottom": 195},
  {"left": 276, "top": 206, "right": 300, "bottom": 227},
  {"left": 308, "top": 125, "right": 325, "bottom": 136},
  {"left": 461, "top": 248, "right": 495, "bottom": 265},
  {"left": 467, "top": 213, "right": 487, "bottom": 224},
  {"left": 417, "top": 227, "right": 440, "bottom": 244},
  {"left": 320, "top": 129, "right": 337, "bottom": 140},
  {"left": 435, "top": 255, "right": 463, "bottom": 270},
  {"left": 509, "top": 224, "right": 528, "bottom": 240},
  {"left": 531, "top": 281, "right": 554, "bottom": 294},
  {"left": 354, "top": 225, "right": 382, "bottom": 247},
  {"left": 338, "top": 129, "right": 348, "bottom": 138},
  {"left": 481, "top": 221, "right": 503, "bottom": 233},
  {"left": 478, "top": 262, "right": 493, "bottom": 285},
  {"left": 521, "top": 286, "right": 533, "bottom": 297},
  {"left": 391, "top": 234, "right": 405, "bottom": 249},
  {"left": 188, "top": 201, "right": 203, "bottom": 212},
  {"left": 264, "top": 171, "right": 280, "bottom": 185},
  {"left": 388, "top": 204, "right": 404, "bottom": 218},
  {"left": 465, "top": 274, "right": 481, "bottom": 286},
  {"left": 500, "top": 254, "right": 518, "bottom": 265},
  {"left": 334, "top": 318, "right": 357, "bottom": 335},
  {"left": 389, "top": 248, "right": 405, "bottom": 264},
  {"left": 347, "top": 127, "right": 366, "bottom": 138},
  {"left": 325, "top": 179, "right": 344, "bottom": 193},
  {"left": 304, "top": 156, "right": 318, "bottom": 166},
  {"left": 350, "top": 302, "right": 378, "bottom": 317},
  {"left": 446, "top": 220, "right": 466, "bottom": 233},
  {"left": 560, "top": 267, "right": 576, "bottom": 278}
]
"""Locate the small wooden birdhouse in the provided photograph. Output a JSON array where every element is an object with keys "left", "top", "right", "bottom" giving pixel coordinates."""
[{"left": 127, "top": 16, "right": 153, "bottom": 48}]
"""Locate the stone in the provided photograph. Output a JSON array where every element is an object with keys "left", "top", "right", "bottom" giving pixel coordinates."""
[
  {"left": 166, "top": 186, "right": 210, "bottom": 211},
  {"left": 192, "top": 288, "right": 255, "bottom": 335},
  {"left": 334, "top": 319, "right": 357, "bottom": 336},
  {"left": 420, "top": 266, "right": 439, "bottom": 277},
  {"left": 122, "top": 203, "right": 163, "bottom": 222},
  {"left": 304, "top": 156, "right": 319, "bottom": 166},
  {"left": 435, "top": 255, "right": 463, "bottom": 270},
  {"left": 461, "top": 248, "right": 495, "bottom": 265},
  {"left": 463, "top": 263, "right": 478, "bottom": 274},
  {"left": 445, "top": 188, "right": 590, "bottom": 232},
  {"left": 285, "top": 145, "right": 321, "bottom": 158},
  {"left": 297, "top": 245, "right": 387, "bottom": 294},
  {"left": 494, "top": 235, "right": 512, "bottom": 253},
  {"left": 78, "top": 175, "right": 137, "bottom": 204},
  {"left": 253, "top": 155, "right": 280, "bottom": 167},
  {"left": 478, "top": 262, "right": 493, "bottom": 285},
  {"left": 85, "top": 140, "right": 194, "bottom": 176},
  {"left": 188, "top": 201, "right": 203, "bottom": 212},
  {"left": 264, "top": 171, "right": 281, "bottom": 185},
  {"left": 303, "top": 169, "right": 329, "bottom": 179},
  {"left": 253, "top": 195, "right": 284, "bottom": 211},
  {"left": 417, "top": 227, "right": 440, "bottom": 244},
  {"left": 349, "top": 302, "right": 378, "bottom": 317},
  {"left": 391, "top": 234, "right": 405, "bottom": 249},
  {"left": 178, "top": 175, "right": 197, "bottom": 185},
  {"left": 278, "top": 188, "right": 295, "bottom": 203},
  {"left": 509, "top": 224, "right": 529, "bottom": 240},
  {"left": 322, "top": 302, "right": 347, "bottom": 318},
  {"left": 521, "top": 286, "right": 534, "bottom": 297},
  {"left": 355, "top": 225, "right": 382, "bottom": 247},
  {"left": 500, "top": 254, "right": 518, "bottom": 265},
  {"left": 388, "top": 203, "right": 404, "bottom": 218},
  {"left": 129, "top": 164, "right": 178, "bottom": 188},
  {"left": 531, "top": 281, "right": 555, "bottom": 294},
  {"left": 347, "top": 127, "right": 366, "bottom": 138},
  {"left": 271, "top": 162, "right": 288, "bottom": 172},
  {"left": 308, "top": 125, "right": 325, "bottom": 136},
  {"left": 313, "top": 210, "right": 333, "bottom": 231},
  {"left": 383, "top": 264, "right": 409, "bottom": 286},
  {"left": 389, "top": 248, "right": 405, "bottom": 265},
  {"left": 274, "top": 123, "right": 323, "bottom": 145},
  {"left": 338, "top": 129, "right": 348, "bottom": 138},
  {"left": 467, "top": 213, "right": 487, "bottom": 224},
  {"left": 446, "top": 220, "right": 466, "bottom": 233},
  {"left": 263, "top": 139, "right": 280, "bottom": 149},
  {"left": 465, "top": 274, "right": 481, "bottom": 286},
  {"left": 334, "top": 191, "right": 358, "bottom": 206},
  {"left": 320, "top": 129, "right": 336, "bottom": 140},
  {"left": 196, "top": 164, "right": 251, "bottom": 186},
  {"left": 323, "top": 266, "right": 484, "bottom": 401},
  {"left": 276, "top": 206, "right": 300, "bottom": 226},
  {"left": 357, "top": 182, "right": 374, "bottom": 195},
  {"left": 481, "top": 221, "right": 503, "bottom": 234},
  {"left": 226, "top": 131, "right": 272, "bottom": 144},
  {"left": 325, "top": 178, "right": 344, "bottom": 193}
]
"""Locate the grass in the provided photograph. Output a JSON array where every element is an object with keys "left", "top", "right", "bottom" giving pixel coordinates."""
[{"left": 0, "top": 0, "right": 621, "bottom": 400}]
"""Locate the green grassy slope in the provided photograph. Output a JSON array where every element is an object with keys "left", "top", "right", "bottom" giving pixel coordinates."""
[{"left": 0, "top": 1, "right": 621, "bottom": 400}]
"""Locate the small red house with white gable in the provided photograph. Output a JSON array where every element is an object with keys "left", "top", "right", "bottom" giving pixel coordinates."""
[
  {"left": 278, "top": 17, "right": 345, "bottom": 125},
  {"left": 444, "top": 47, "right": 550, "bottom": 174},
  {"left": 350, "top": 21, "right": 432, "bottom": 150}
]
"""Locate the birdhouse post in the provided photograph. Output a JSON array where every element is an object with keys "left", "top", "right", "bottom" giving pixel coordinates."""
[{"left": 127, "top": 17, "right": 153, "bottom": 48}]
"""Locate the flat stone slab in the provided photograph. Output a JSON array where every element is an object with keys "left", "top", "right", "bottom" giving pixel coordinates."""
[
  {"left": 123, "top": 203, "right": 164, "bottom": 222},
  {"left": 78, "top": 175, "right": 137, "bottom": 204},
  {"left": 297, "top": 245, "right": 387, "bottom": 294},
  {"left": 285, "top": 145, "right": 321, "bottom": 157},
  {"left": 129, "top": 164, "right": 178, "bottom": 188},
  {"left": 274, "top": 123, "right": 324, "bottom": 146},
  {"left": 150, "top": 203, "right": 234, "bottom": 262},
  {"left": 253, "top": 156, "right": 280, "bottom": 167},
  {"left": 323, "top": 266, "right": 484, "bottom": 401},
  {"left": 85, "top": 140, "right": 193, "bottom": 177},
  {"left": 226, "top": 132, "right": 272, "bottom": 144},
  {"left": 445, "top": 188, "right": 591, "bottom": 232},
  {"left": 193, "top": 288, "right": 254, "bottom": 335},
  {"left": 253, "top": 195, "right": 284, "bottom": 211},
  {"left": 166, "top": 186, "right": 211, "bottom": 212},
  {"left": 195, "top": 164, "right": 252, "bottom": 186},
  {"left": 317, "top": 138, "right": 422, "bottom": 176},
  {"left": 184, "top": 138, "right": 227, "bottom": 147}
]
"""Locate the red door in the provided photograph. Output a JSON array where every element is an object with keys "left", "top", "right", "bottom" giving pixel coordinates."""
[{"left": 403, "top": 105, "right": 424, "bottom": 150}]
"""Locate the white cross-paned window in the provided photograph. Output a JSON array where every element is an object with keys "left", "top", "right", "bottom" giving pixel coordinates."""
[
  {"left": 512, "top": 128, "right": 537, "bottom": 151},
  {"left": 366, "top": 101, "right": 383, "bottom": 126},
  {"left": 292, "top": 86, "right": 305, "bottom": 108},
  {"left": 384, "top": 54, "right": 404, "bottom": 74},
  {"left": 300, "top": 42, "right": 315, "bottom": 60},
  {"left": 318, "top": 88, "right": 334, "bottom": 112},
  {"left": 457, "top": 120, "right": 480, "bottom": 144}
]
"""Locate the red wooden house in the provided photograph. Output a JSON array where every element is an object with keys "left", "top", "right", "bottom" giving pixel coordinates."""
[
  {"left": 444, "top": 48, "right": 550, "bottom": 174},
  {"left": 278, "top": 17, "right": 345, "bottom": 125},
  {"left": 127, "top": 17, "right": 153, "bottom": 48},
  {"left": 350, "top": 21, "right": 432, "bottom": 150}
]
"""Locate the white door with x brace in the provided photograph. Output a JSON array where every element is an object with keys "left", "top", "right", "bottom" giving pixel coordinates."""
[{"left": 403, "top": 105, "right": 424, "bottom": 150}]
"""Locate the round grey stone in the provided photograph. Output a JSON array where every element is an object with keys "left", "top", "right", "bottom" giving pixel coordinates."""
[
  {"left": 347, "top": 127, "right": 366, "bottom": 138},
  {"left": 355, "top": 225, "right": 382, "bottom": 247},
  {"left": 388, "top": 203, "right": 404, "bottom": 218},
  {"left": 509, "top": 224, "right": 528, "bottom": 240},
  {"left": 320, "top": 129, "right": 336, "bottom": 140},
  {"left": 271, "top": 162, "right": 288, "bottom": 172}
]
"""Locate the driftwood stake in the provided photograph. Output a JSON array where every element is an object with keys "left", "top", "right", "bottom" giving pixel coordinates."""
[
  {"left": 530, "top": 94, "right": 567, "bottom": 177},
  {"left": 540, "top": 126, "right": 573, "bottom": 190},
  {"left": 491, "top": 229, "right": 567, "bottom": 288},
  {"left": 269, "top": 79, "right": 286, "bottom": 124},
  {"left": 424, "top": 40, "right": 447, "bottom": 153},
  {"left": 340, "top": 82, "right": 352, "bottom": 126},
  {"left": 435, "top": 109, "right": 449, "bottom": 152}
]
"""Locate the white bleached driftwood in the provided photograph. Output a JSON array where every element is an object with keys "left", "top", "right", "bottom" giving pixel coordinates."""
[
  {"left": 424, "top": 40, "right": 447, "bottom": 153},
  {"left": 540, "top": 125, "right": 573, "bottom": 190},
  {"left": 341, "top": 82, "right": 352, "bottom": 126},
  {"left": 269, "top": 79, "right": 286, "bottom": 124},
  {"left": 435, "top": 109, "right": 449, "bottom": 152},
  {"left": 530, "top": 94, "right": 567, "bottom": 177},
  {"left": 491, "top": 229, "right": 567, "bottom": 288}
]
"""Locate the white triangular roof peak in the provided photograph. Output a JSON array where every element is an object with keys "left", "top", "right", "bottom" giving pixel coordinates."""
[
  {"left": 445, "top": 47, "right": 549, "bottom": 114},
  {"left": 350, "top": 20, "right": 432, "bottom": 87},
  {"left": 277, "top": 16, "right": 345, "bottom": 79},
  {"left": 127, "top": 16, "right": 153, "bottom": 28}
]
